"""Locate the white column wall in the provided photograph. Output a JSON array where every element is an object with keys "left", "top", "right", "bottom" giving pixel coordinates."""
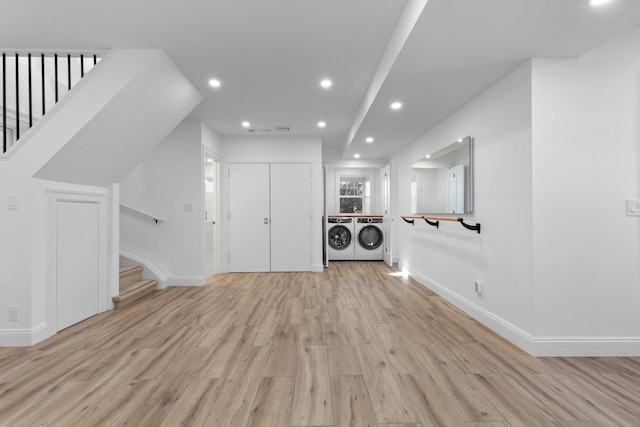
[
  {"left": 392, "top": 62, "right": 535, "bottom": 346},
  {"left": 392, "top": 27, "right": 640, "bottom": 356},
  {"left": 530, "top": 28, "right": 640, "bottom": 345}
]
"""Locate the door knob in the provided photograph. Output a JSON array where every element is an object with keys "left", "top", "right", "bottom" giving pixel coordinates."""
[{"left": 264, "top": 218, "right": 269, "bottom": 224}]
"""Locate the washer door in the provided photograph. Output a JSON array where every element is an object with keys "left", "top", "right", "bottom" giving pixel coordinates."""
[
  {"left": 358, "top": 226, "right": 383, "bottom": 250},
  {"left": 328, "top": 225, "right": 352, "bottom": 250}
]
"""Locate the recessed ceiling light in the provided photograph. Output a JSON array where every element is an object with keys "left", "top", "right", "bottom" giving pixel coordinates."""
[
  {"left": 457, "top": 138, "right": 463, "bottom": 142},
  {"left": 208, "top": 79, "right": 221, "bottom": 88},
  {"left": 390, "top": 101, "right": 402, "bottom": 110},
  {"left": 242, "top": 121, "right": 250, "bottom": 128},
  {"left": 207, "top": 158, "right": 213, "bottom": 163},
  {"left": 320, "top": 79, "right": 332, "bottom": 88},
  {"left": 425, "top": 154, "right": 431, "bottom": 159},
  {"left": 590, "top": 0, "right": 612, "bottom": 6},
  {"left": 318, "top": 121, "right": 326, "bottom": 128},
  {"left": 366, "top": 137, "right": 374, "bottom": 143},
  {"left": 354, "top": 154, "right": 360, "bottom": 159}
]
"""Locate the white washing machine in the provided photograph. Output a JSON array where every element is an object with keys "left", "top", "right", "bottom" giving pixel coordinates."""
[
  {"left": 327, "top": 217, "right": 355, "bottom": 260},
  {"left": 355, "top": 217, "right": 384, "bottom": 260}
]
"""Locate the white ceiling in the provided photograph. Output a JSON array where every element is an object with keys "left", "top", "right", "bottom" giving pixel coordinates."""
[{"left": 3, "top": 0, "right": 640, "bottom": 162}]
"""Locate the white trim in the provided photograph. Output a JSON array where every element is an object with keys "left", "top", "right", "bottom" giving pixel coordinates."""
[
  {"left": 527, "top": 337, "right": 640, "bottom": 357},
  {"left": 406, "top": 266, "right": 640, "bottom": 357},
  {"left": 165, "top": 276, "right": 205, "bottom": 287},
  {"left": 203, "top": 146, "right": 222, "bottom": 276},
  {"left": 0, "top": 324, "right": 49, "bottom": 347},
  {"left": 108, "top": 184, "right": 120, "bottom": 309},
  {"left": 47, "top": 186, "right": 110, "bottom": 334},
  {"left": 119, "top": 249, "right": 203, "bottom": 287}
]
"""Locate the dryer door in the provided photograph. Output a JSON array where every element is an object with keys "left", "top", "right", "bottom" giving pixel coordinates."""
[
  {"left": 328, "top": 225, "right": 352, "bottom": 250},
  {"left": 358, "top": 226, "right": 383, "bottom": 250}
]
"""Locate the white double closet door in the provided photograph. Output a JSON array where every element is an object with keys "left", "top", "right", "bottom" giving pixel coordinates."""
[{"left": 229, "top": 163, "right": 312, "bottom": 272}]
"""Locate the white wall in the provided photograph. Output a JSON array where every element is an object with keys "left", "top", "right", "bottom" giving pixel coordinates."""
[
  {"left": 120, "top": 121, "right": 222, "bottom": 286},
  {"left": 393, "top": 27, "right": 640, "bottom": 356},
  {"left": 392, "top": 61, "right": 535, "bottom": 347},
  {"left": 530, "top": 28, "right": 640, "bottom": 346},
  {"left": 202, "top": 121, "right": 223, "bottom": 154},
  {"left": 221, "top": 136, "right": 324, "bottom": 272},
  {"left": 0, "top": 174, "right": 114, "bottom": 347}
]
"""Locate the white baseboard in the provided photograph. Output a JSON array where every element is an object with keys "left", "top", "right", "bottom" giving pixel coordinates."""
[
  {"left": 527, "top": 337, "right": 640, "bottom": 357},
  {"left": 407, "top": 267, "right": 640, "bottom": 357},
  {"left": 165, "top": 276, "right": 205, "bottom": 287},
  {"left": 0, "top": 323, "right": 50, "bottom": 347},
  {"left": 313, "top": 263, "right": 324, "bottom": 272}
]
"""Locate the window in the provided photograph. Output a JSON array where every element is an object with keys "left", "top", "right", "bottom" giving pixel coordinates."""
[{"left": 339, "top": 175, "right": 370, "bottom": 214}]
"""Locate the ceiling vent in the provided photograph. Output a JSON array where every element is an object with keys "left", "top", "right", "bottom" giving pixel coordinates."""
[{"left": 275, "top": 126, "right": 290, "bottom": 132}]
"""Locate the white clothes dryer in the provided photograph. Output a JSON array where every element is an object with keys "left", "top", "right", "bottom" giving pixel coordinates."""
[
  {"left": 327, "top": 217, "right": 355, "bottom": 260},
  {"left": 354, "top": 217, "right": 384, "bottom": 260}
]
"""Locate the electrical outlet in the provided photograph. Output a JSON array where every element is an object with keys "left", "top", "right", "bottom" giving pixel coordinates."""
[
  {"left": 8, "top": 306, "right": 19, "bottom": 321},
  {"left": 474, "top": 280, "right": 483, "bottom": 294}
]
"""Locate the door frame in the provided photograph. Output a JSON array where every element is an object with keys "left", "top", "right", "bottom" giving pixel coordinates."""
[
  {"left": 203, "top": 147, "right": 221, "bottom": 276},
  {"left": 47, "top": 187, "right": 110, "bottom": 334},
  {"left": 383, "top": 164, "right": 393, "bottom": 267}
]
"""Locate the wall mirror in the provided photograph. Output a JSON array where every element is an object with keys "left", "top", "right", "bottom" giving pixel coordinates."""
[{"left": 410, "top": 135, "right": 474, "bottom": 215}]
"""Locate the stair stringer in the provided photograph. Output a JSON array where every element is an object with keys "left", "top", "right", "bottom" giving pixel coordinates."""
[
  {"left": 6, "top": 49, "right": 201, "bottom": 177},
  {"left": 30, "top": 48, "right": 203, "bottom": 186}
]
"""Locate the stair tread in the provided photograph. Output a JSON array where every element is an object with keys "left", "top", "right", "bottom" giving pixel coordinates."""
[
  {"left": 119, "top": 265, "right": 144, "bottom": 276},
  {"left": 113, "top": 279, "right": 158, "bottom": 304}
]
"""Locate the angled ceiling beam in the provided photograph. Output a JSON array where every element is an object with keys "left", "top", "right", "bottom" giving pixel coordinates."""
[{"left": 343, "top": 0, "right": 429, "bottom": 158}]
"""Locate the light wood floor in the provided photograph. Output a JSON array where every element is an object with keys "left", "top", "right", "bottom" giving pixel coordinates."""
[{"left": 1, "top": 261, "right": 640, "bottom": 426}]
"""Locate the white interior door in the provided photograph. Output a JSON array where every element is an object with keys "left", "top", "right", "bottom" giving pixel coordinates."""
[
  {"left": 229, "top": 163, "right": 270, "bottom": 272},
  {"left": 270, "top": 163, "right": 312, "bottom": 272},
  {"left": 56, "top": 201, "right": 100, "bottom": 331},
  {"left": 204, "top": 155, "right": 217, "bottom": 277}
]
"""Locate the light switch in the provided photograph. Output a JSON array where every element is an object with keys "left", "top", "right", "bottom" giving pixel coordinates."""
[
  {"left": 626, "top": 199, "right": 640, "bottom": 216},
  {"left": 8, "top": 195, "right": 18, "bottom": 210}
]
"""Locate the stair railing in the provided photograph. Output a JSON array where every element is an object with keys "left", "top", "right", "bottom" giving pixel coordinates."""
[
  {"left": 1, "top": 51, "right": 103, "bottom": 155},
  {"left": 120, "top": 204, "right": 163, "bottom": 224}
]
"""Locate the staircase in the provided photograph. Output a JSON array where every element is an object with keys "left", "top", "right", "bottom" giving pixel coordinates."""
[
  {"left": 113, "top": 265, "right": 158, "bottom": 308},
  {"left": 1, "top": 52, "right": 102, "bottom": 155}
]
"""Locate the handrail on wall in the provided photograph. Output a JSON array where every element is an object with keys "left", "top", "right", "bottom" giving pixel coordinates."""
[
  {"left": 120, "top": 204, "right": 162, "bottom": 224},
  {"left": 401, "top": 215, "right": 481, "bottom": 234}
]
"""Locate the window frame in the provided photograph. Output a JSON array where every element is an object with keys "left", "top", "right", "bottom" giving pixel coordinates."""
[{"left": 336, "top": 172, "right": 372, "bottom": 215}]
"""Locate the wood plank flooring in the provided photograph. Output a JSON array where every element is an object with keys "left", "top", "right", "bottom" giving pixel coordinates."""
[{"left": 1, "top": 261, "right": 640, "bottom": 426}]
